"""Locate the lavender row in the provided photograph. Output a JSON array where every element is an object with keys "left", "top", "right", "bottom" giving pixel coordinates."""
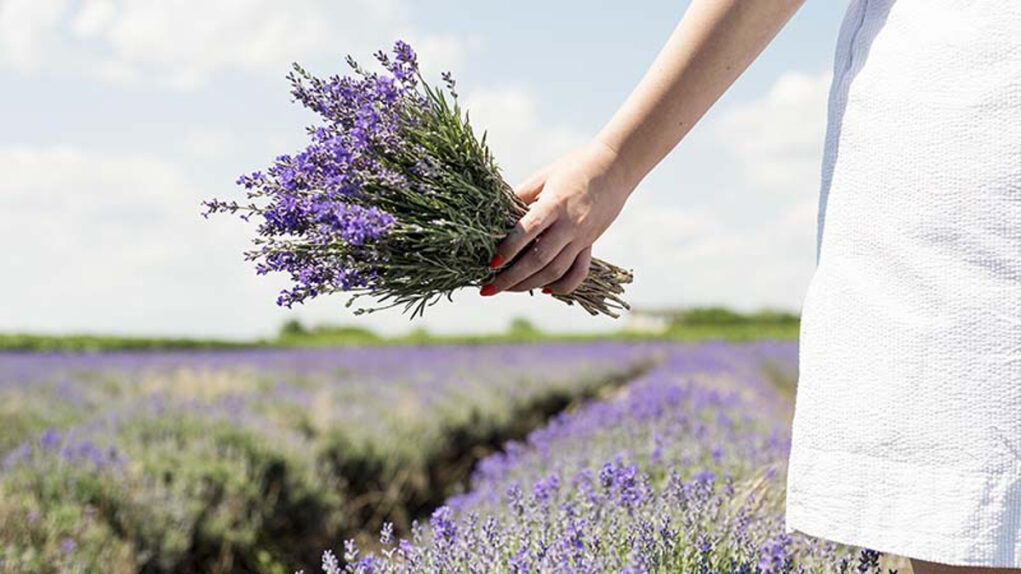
[
  {"left": 312, "top": 341, "right": 896, "bottom": 574},
  {"left": 0, "top": 342, "right": 658, "bottom": 573}
]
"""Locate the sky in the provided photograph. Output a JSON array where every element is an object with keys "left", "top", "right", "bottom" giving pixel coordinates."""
[{"left": 0, "top": 0, "right": 850, "bottom": 339}]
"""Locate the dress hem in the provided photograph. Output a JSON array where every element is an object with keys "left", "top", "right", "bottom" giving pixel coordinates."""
[{"left": 783, "top": 444, "right": 1021, "bottom": 569}]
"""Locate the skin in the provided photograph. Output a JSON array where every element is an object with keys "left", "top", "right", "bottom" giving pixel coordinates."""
[
  {"left": 482, "top": 4, "right": 1021, "bottom": 573},
  {"left": 482, "top": 0, "right": 807, "bottom": 296}
]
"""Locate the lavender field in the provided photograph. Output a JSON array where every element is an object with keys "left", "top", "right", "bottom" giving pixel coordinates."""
[{"left": 0, "top": 341, "right": 897, "bottom": 574}]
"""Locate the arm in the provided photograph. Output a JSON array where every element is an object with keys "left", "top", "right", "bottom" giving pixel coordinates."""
[{"left": 482, "top": 0, "right": 805, "bottom": 297}]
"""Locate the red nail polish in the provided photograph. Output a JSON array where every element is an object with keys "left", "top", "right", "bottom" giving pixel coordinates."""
[
  {"left": 480, "top": 284, "right": 497, "bottom": 296},
  {"left": 488, "top": 254, "right": 504, "bottom": 269},
  {"left": 542, "top": 287, "right": 551, "bottom": 294}
]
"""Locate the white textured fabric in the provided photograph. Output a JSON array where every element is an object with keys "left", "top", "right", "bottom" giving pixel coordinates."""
[{"left": 784, "top": 0, "right": 1021, "bottom": 568}]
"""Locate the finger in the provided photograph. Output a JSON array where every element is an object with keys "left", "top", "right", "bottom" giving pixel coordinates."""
[
  {"left": 505, "top": 243, "right": 578, "bottom": 292},
  {"left": 543, "top": 246, "right": 591, "bottom": 295},
  {"left": 486, "top": 222, "right": 572, "bottom": 294},
  {"left": 490, "top": 201, "right": 557, "bottom": 270},
  {"left": 513, "top": 162, "right": 554, "bottom": 205}
]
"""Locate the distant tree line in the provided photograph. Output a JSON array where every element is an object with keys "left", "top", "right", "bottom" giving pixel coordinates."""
[
  {"left": 0, "top": 306, "right": 799, "bottom": 351},
  {"left": 666, "top": 306, "right": 799, "bottom": 327}
]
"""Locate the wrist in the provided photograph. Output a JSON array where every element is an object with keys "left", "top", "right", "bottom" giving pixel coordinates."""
[{"left": 590, "top": 135, "right": 642, "bottom": 203}]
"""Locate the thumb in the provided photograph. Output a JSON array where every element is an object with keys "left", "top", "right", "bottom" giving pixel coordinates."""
[{"left": 513, "top": 162, "right": 554, "bottom": 204}]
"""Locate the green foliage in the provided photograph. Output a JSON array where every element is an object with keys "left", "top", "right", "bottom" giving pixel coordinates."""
[
  {"left": 507, "top": 317, "right": 542, "bottom": 338},
  {"left": 279, "top": 319, "right": 308, "bottom": 337},
  {"left": 261, "top": 59, "right": 634, "bottom": 320},
  {"left": 669, "top": 306, "right": 800, "bottom": 327},
  {"left": 0, "top": 333, "right": 251, "bottom": 352},
  {"left": 276, "top": 321, "right": 382, "bottom": 346},
  {"left": 659, "top": 322, "right": 799, "bottom": 342},
  {"left": 674, "top": 306, "right": 747, "bottom": 325},
  {"left": 0, "top": 407, "right": 78, "bottom": 454},
  {"left": 1, "top": 414, "right": 346, "bottom": 574},
  {"left": 0, "top": 306, "right": 800, "bottom": 352},
  {"left": 0, "top": 344, "right": 659, "bottom": 572},
  {"left": 0, "top": 490, "right": 138, "bottom": 574}
]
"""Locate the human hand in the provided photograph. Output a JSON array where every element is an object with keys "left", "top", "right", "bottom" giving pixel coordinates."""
[{"left": 481, "top": 139, "right": 635, "bottom": 296}]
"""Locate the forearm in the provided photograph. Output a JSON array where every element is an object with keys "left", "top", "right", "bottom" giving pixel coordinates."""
[{"left": 596, "top": 0, "right": 805, "bottom": 192}]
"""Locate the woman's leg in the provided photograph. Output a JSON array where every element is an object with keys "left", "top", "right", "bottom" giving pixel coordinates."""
[{"left": 910, "top": 558, "right": 1021, "bottom": 574}]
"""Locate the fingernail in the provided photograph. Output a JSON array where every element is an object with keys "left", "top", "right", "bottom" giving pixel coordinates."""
[
  {"left": 488, "top": 254, "right": 504, "bottom": 269},
  {"left": 542, "top": 287, "right": 551, "bottom": 294},
  {"left": 480, "top": 284, "right": 497, "bottom": 296}
]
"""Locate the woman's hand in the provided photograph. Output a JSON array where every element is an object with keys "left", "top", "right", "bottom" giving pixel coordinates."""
[
  {"left": 481, "top": 139, "right": 636, "bottom": 296},
  {"left": 477, "top": 0, "right": 804, "bottom": 299}
]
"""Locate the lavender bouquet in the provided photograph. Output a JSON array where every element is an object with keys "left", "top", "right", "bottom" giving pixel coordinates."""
[{"left": 204, "top": 41, "right": 632, "bottom": 318}]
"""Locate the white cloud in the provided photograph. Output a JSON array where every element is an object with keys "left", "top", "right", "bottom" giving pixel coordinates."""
[
  {"left": 0, "top": 65, "right": 834, "bottom": 337},
  {"left": 597, "top": 196, "right": 818, "bottom": 312},
  {"left": 452, "top": 72, "right": 831, "bottom": 315},
  {"left": 0, "top": 145, "right": 269, "bottom": 336},
  {"left": 176, "top": 128, "right": 236, "bottom": 160},
  {"left": 713, "top": 70, "right": 831, "bottom": 195},
  {"left": 0, "top": 0, "right": 465, "bottom": 91},
  {"left": 69, "top": 0, "right": 115, "bottom": 38},
  {"left": 464, "top": 86, "right": 589, "bottom": 185},
  {"left": 707, "top": 70, "right": 832, "bottom": 296},
  {"left": 592, "top": 70, "right": 832, "bottom": 312},
  {"left": 400, "top": 32, "right": 476, "bottom": 78},
  {"left": 0, "top": 0, "right": 68, "bottom": 71},
  {"left": 0, "top": 143, "right": 623, "bottom": 338}
]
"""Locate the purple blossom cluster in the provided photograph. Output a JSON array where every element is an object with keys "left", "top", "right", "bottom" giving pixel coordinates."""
[
  {"left": 2, "top": 427, "right": 124, "bottom": 472},
  {"left": 0, "top": 342, "right": 656, "bottom": 474},
  {"left": 203, "top": 42, "right": 431, "bottom": 307},
  {"left": 0, "top": 340, "right": 892, "bottom": 574},
  {"left": 0, "top": 341, "right": 661, "bottom": 573},
  {"left": 310, "top": 342, "right": 889, "bottom": 574},
  {"left": 203, "top": 40, "right": 634, "bottom": 318}
]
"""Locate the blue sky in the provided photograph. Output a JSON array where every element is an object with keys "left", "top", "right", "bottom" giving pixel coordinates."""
[{"left": 0, "top": 1, "right": 849, "bottom": 338}]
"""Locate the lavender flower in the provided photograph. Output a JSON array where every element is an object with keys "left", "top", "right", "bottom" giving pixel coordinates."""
[
  {"left": 305, "top": 342, "right": 876, "bottom": 573},
  {"left": 204, "top": 41, "right": 633, "bottom": 318},
  {"left": 323, "top": 549, "right": 342, "bottom": 574},
  {"left": 39, "top": 428, "right": 61, "bottom": 451}
]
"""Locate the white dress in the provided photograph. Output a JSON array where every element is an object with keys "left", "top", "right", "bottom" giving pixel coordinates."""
[{"left": 784, "top": 0, "right": 1021, "bottom": 568}]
